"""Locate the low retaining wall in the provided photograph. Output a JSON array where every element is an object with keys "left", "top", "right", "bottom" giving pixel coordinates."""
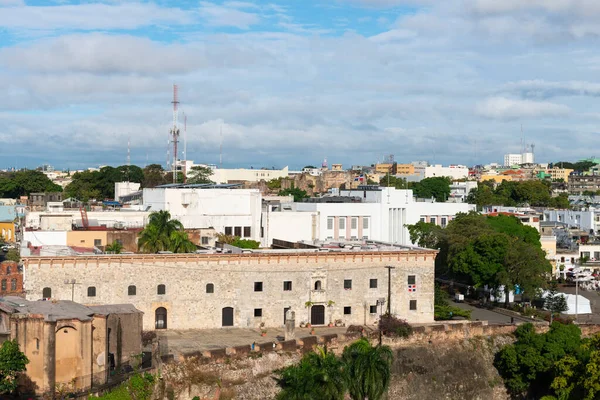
[{"left": 169, "top": 321, "right": 549, "bottom": 363}]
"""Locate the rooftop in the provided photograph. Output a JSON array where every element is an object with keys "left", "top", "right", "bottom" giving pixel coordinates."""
[{"left": 0, "top": 296, "right": 141, "bottom": 321}]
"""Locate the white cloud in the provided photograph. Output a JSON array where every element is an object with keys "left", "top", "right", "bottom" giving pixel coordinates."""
[
  {"left": 0, "top": 0, "right": 24, "bottom": 7},
  {"left": 475, "top": 97, "right": 571, "bottom": 119},
  {"left": 339, "top": 0, "right": 435, "bottom": 7},
  {"left": 198, "top": 1, "right": 260, "bottom": 29},
  {"left": 0, "top": 3, "right": 191, "bottom": 30},
  {"left": 506, "top": 80, "right": 600, "bottom": 98}
]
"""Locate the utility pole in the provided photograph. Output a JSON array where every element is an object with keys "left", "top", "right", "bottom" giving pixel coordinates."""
[
  {"left": 64, "top": 279, "right": 78, "bottom": 301},
  {"left": 385, "top": 266, "right": 395, "bottom": 315}
]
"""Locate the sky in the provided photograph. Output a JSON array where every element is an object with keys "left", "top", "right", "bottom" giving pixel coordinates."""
[{"left": 1, "top": 0, "right": 600, "bottom": 170}]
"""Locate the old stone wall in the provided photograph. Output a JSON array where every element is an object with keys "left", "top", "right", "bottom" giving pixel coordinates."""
[
  {"left": 157, "top": 321, "right": 529, "bottom": 400},
  {"left": 23, "top": 251, "right": 436, "bottom": 330}
]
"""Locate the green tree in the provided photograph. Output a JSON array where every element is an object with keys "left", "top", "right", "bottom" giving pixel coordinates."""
[
  {"left": 405, "top": 221, "right": 443, "bottom": 249},
  {"left": 142, "top": 164, "right": 168, "bottom": 188},
  {"left": 138, "top": 211, "right": 195, "bottom": 253},
  {"left": 230, "top": 237, "right": 260, "bottom": 249},
  {"left": 267, "top": 177, "right": 283, "bottom": 190},
  {"left": 276, "top": 346, "right": 347, "bottom": 400},
  {"left": 342, "top": 338, "right": 393, "bottom": 400},
  {"left": 187, "top": 166, "right": 214, "bottom": 184},
  {"left": 64, "top": 165, "right": 144, "bottom": 201},
  {"left": 4, "top": 249, "right": 19, "bottom": 263},
  {"left": 105, "top": 241, "right": 124, "bottom": 254},
  {"left": 545, "top": 282, "right": 569, "bottom": 324},
  {"left": 379, "top": 174, "right": 410, "bottom": 189},
  {"left": 279, "top": 184, "right": 309, "bottom": 202},
  {"left": 0, "top": 339, "right": 29, "bottom": 395},
  {"left": 413, "top": 177, "right": 451, "bottom": 202},
  {"left": 0, "top": 170, "right": 62, "bottom": 198}
]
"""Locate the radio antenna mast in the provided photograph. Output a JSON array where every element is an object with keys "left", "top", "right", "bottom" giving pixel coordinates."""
[{"left": 170, "top": 84, "right": 180, "bottom": 184}]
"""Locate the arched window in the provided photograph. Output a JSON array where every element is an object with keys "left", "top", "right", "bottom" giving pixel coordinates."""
[
  {"left": 43, "top": 287, "right": 51, "bottom": 298},
  {"left": 6, "top": 266, "right": 10, "bottom": 275},
  {"left": 157, "top": 284, "right": 166, "bottom": 295},
  {"left": 128, "top": 285, "right": 136, "bottom": 296},
  {"left": 87, "top": 286, "right": 96, "bottom": 297},
  {"left": 155, "top": 307, "right": 167, "bottom": 329},
  {"left": 314, "top": 280, "right": 322, "bottom": 290},
  {"left": 10, "top": 279, "right": 16, "bottom": 291},
  {"left": 1, "top": 280, "right": 6, "bottom": 292},
  {"left": 206, "top": 283, "right": 214, "bottom": 294}
]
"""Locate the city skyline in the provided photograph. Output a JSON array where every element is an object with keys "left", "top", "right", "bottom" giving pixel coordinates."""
[{"left": 1, "top": 1, "right": 600, "bottom": 168}]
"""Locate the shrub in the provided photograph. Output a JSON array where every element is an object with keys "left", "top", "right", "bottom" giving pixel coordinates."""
[{"left": 378, "top": 314, "right": 412, "bottom": 338}]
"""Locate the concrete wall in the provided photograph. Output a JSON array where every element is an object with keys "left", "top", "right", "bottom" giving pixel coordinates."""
[
  {"left": 261, "top": 211, "right": 318, "bottom": 247},
  {"left": 211, "top": 167, "right": 289, "bottom": 184},
  {"left": 40, "top": 215, "right": 72, "bottom": 231},
  {"left": 106, "top": 312, "right": 143, "bottom": 367},
  {"left": 67, "top": 231, "right": 108, "bottom": 248},
  {"left": 23, "top": 251, "right": 436, "bottom": 330},
  {"left": 23, "top": 231, "right": 68, "bottom": 247},
  {"left": 143, "top": 188, "right": 262, "bottom": 241}
]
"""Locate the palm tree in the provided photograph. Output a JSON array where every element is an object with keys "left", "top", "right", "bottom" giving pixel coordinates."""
[
  {"left": 169, "top": 230, "right": 197, "bottom": 253},
  {"left": 138, "top": 224, "right": 169, "bottom": 253},
  {"left": 276, "top": 346, "right": 347, "bottom": 400},
  {"left": 138, "top": 211, "right": 196, "bottom": 253},
  {"left": 342, "top": 338, "right": 394, "bottom": 400},
  {"left": 105, "top": 241, "right": 124, "bottom": 254}
]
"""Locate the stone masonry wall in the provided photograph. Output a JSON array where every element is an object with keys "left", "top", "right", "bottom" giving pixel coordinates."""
[{"left": 23, "top": 251, "right": 436, "bottom": 330}]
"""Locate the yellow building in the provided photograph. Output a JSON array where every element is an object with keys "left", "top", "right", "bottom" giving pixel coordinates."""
[
  {"left": 375, "top": 163, "right": 394, "bottom": 174},
  {"left": 549, "top": 167, "right": 574, "bottom": 182},
  {"left": 396, "top": 163, "right": 415, "bottom": 175},
  {"left": 0, "top": 222, "right": 15, "bottom": 242},
  {"left": 66, "top": 231, "right": 108, "bottom": 248},
  {"left": 479, "top": 174, "right": 512, "bottom": 183}
]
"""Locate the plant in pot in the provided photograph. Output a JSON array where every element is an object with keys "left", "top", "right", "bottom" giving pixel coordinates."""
[
  {"left": 326, "top": 300, "right": 335, "bottom": 327},
  {"left": 334, "top": 319, "right": 344, "bottom": 327},
  {"left": 260, "top": 322, "right": 267, "bottom": 336}
]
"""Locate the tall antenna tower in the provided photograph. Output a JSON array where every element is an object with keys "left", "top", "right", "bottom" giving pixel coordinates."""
[
  {"left": 183, "top": 112, "right": 187, "bottom": 183},
  {"left": 170, "top": 84, "right": 180, "bottom": 184},
  {"left": 126, "top": 137, "right": 131, "bottom": 183}
]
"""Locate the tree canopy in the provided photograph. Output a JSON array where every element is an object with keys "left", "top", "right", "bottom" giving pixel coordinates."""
[
  {"left": 279, "top": 184, "right": 309, "bottom": 202},
  {"left": 187, "top": 166, "right": 214, "bottom": 184},
  {"left": 64, "top": 165, "right": 143, "bottom": 201},
  {"left": 407, "top": 212, "right": 551, "bottom": 305},
  {"left": 553, "top": 160, "right": 597, "bottom": 172},
  {"left": 138, "top": 211, "right": 196, "bottom": 253},
  {"left": 0, "top": 170, "right": 62, "bottom": 198},
  {"left": 467, "top": 180, "right": 570, "bottom": 209},
  {"left": 413, "top": 177, "right": 451, "bottom": 202},
  {"left": 142, "top": 164, "right": 169, "bottom": 188},
  {"left": 0, "top": 339, "right": 29, "bottom": 394},
  {"left": 494, "top": 322, "right": 600, "bottom": 400}
]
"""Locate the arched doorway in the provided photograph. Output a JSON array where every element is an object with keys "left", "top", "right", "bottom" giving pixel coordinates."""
[
  {"left": 222, "top": 307, "right": 234, "bottom": 327},
  {"left": 155, "top": 307, "right": 167, "bottom": 329},
  {"left": 310, "top": 305, "right": 325, "bottom": 325}
]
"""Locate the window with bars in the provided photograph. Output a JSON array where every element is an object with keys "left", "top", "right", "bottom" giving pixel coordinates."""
[
  {"left": 363, "top": 217, "right": 369, "bottom": 229},
  {"left": 283, "top": 281, "right": 292, "bottom": 291},
  {"left": 234, "top": 227, "right": 242, "bottom": 237},
  {"left": 369, "top": 279, "right": 377, "bottom": 289},
  {"left": 344, "top": 306, "right": 351, "bottom": 315},
  {"left": 339, "top": 218, "right": 346, "bottom": 229},
  {"left": 410, "top": 300, "right": 417, "bottom": 310},
  {"left": 327, "top": 218, "right": 334, "bottom": 230},
  {"left": 351, "top": 218, "right": 357, "bottom": 229},
  {"left": 88, "top": 286, "right": 96, "bottom": 297},
  {"left": 408, "top": 275, "right": 416, "bottom": 285},
  {"left": 243, "top": 227, "right": 251, "bottom": 237},
  {"left": 344, "top": 279, "right": 352, "bottom": 290},
  {"left": 225, "top": 227, "right": 233, "bottom": 235},
  {"left": 254, "top": 282, "right": 263, "bottom": 292},
  {"left": 369, "top": 305, "right": 377, "bottom": 314},
  {"left": 254, "top": 308, "right": 262, "bottom": 317}
]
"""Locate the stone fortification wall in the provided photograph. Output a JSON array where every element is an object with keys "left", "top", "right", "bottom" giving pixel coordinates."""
[{"left": 23, "top": 251, "right": 436, "bottom": 331}]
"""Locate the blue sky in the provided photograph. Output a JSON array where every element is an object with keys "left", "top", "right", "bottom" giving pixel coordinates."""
[{"left": 1, "top": 0, "right": 600, "bottom": 170}]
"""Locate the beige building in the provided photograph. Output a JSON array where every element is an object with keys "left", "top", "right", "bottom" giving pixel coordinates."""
[
  {"left": 0, "top": 297, "right": 142, "bottom": 396},
  {"left": 396, "top": 164, "right": 415, "bottom": 175},
  {"left": 23, "top": 245, "right": 436, "bottom": 331},
  {"left": 67, "top": 230, "right": 108, "bottom": 248},
  {"left": 549, "top": 167, "right": 574, "bottom": 182}
]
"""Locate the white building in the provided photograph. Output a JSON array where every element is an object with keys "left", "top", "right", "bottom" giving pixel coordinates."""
[
  {"left": 210, "top": 166, "right": 289, "bottom": 184},
  {"left": 143, "top": 187, "right": 262, "bottom": 242},
  {"left": 449, "top": 181, "right": 478, "bottom": 203},
  {"left": 503, "top": 151, "right": 535, "bottom": 167},
  {"left": 543, "top": 209, "right": 598, "bottom": 234},
  {"left": 115, "top": 182, "right": 141, "bottom": 202},
  {"left": 424, "top": 165, "right": 469, "bottom": 180},
  {"left": 261, "top": 187, "right": 474, "bottom": 247}
]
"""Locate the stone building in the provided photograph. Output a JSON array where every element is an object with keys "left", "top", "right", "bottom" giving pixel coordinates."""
[
  {"left": 0, "top": 297, "right": 142, "bottom": 395},
  {"left": 23, "top": 243, "right": 436, "bottom": 331}
]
